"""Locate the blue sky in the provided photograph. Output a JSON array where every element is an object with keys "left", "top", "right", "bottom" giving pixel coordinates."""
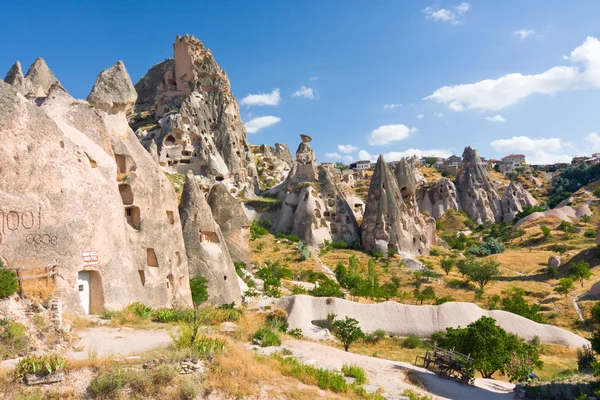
[{"left": 2, "top": 1, "right": 600, "bottom": 165}]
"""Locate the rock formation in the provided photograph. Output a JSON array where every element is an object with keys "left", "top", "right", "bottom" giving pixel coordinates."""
[
  {"left": 179, "top": 172, "right": 242, "bottom": 305},
  {"left": 3, "top": 58, "right": 60, "bottom": 98},
  {"left": 273, "top": 135, "right": 360, "bottom": 246},
  {"left": 455, "top": 147, "right": 502, "bottom": 225},
  {"left": 0, "top": 60, "right": 192, "bottom": 314},
  {"left": 361, "top": 155, "right": 436, "bottom": 256},
  {"left": 417, "top": 178, "right": 460, "bottom": 219},
  {"left": 394, "top": 157, "right": 424, "bottom": 206},
  {"left": 500, "top": 182, "right": 538, "bottom": 223},
  {"left": 251, "top": 143, "right": 293, "bottom": 189},
  {"left": 207, "top": 183, "right": 250, "bottom": 264},
  {"left": 132, "top": 34, "right": 257, "bottom": 194}
]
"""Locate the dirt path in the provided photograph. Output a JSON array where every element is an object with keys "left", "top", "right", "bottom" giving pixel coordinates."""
[
  {"left": 281, "top": 340, "right": 515, "bottom": 400},
  {"left": 63, "top": 326, "right": 173, "bottom": 360}
]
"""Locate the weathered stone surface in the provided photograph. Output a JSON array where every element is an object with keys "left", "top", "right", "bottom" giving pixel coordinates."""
[
  {"left": 251, "top": 143, "right": 293, "bottom": 190},
  {"left": 179, "top": 172, "right": 242, "bottom": 305},
  {"left": 500, "top": 182, "right": 538, "bottom": 223},
  {"left": 87, "top": 61, "right": 137, "bottom": 114},
  {"left": 132, "top": 34, "right": 257, "bottom": 193},
  {"left": 0, "top": 62, "right": 192, "bottom": 314},
  {"left": 273, "top": 136, "right": 360, "bottom": 246},
  {"left": 417, "top": 178, "right": 460, "bottom": 219},
  {"left": 548, "top": 256, "right": 561, "bottom": 268},
  {"left": 207, "top": 183, "right": 250, "bottom": 264},
  {"left": 455, "top": 147, "right": 502, "bottom": 225},
  {"left": 4, "top": 58, "right": 59, "bottom": 98},
  {"left": 361, "top": 155, "right": 436, "bottom": 256}
]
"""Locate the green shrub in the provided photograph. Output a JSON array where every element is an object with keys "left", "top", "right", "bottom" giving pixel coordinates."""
[
  {"left": 275, "top": 232, "right": 300, "bottom": 242},
  {"left": 234, "top": 261, "right": 246, "bottom": 278},
  {"left": 250, "top": 220, "right": 269, "bottom": 239},
  {"left": 15, "top": 354, "right": 66, "bottom": 377},
  {"left": 309, "top": 279, "right": 344, "bottom": 298},
  {"left": 371, "top": 251, "right": 383, "bottom": 259},
  {"left": 363, "top": 329, "right": 386, "bottom": 344},
  {"left": 500, "top": 287, "right": 545, "bottom": 323},
  {"left": 332, "top": 317, "right": 364, "bottom": 351},
  {"left": 577, "top": 345, "right": 595, "bottom": 370},
  {"left": 547, "top": 265, "right": 558, "bottom": 279},
  {"left": 514, "top": 204, "right": 549, "bottom": 223},
  {"left": 401, "top": 335, "right": 422, "bottom": 349},
  {"left": 291, "top": 284, "right": 307, "bottom": 295},
  {"left": 87, "top": 367, "right": 135, "bottom": 398},
  {"left": 434, "top": 296, "right": 455, "bottom": 305},
  {"left": 468, "top": 238, "right": 505, "bottom": 256},
  {"left": 584, "top": 229, "right": 597, "bottom": 238},
  {"left": 341, "top": 364, "right": 367, "bottom": 384},
  {"left": 252, "top": 328, "right": 281, "bottom": 347},
  {"left": 558, "top": 220, "right": 576, "bottom": 233},
  {"left": 194, "top": 336, "right": 227, "bottom": 356},
  {"left": 297, "top": 241, "right": 311, "bottom": 260},
  {"left": 0, "top": 262, "right": 18, "bottom": 299},
  {"left": 150, "top": 364, "right": 177, "bottom": 385},
  {"left": 125, "top": 302, "right": 153, "bottom": 319},
  {"left": 1, "top": 322, "right": 29, "bottom": 357},
  {"left": 288, "top": 328, "right": 303, "bottom": 338},
  {"left": 152, "top": 308, "right": 192, "bottom": 323},
  {"left": 190, "top": 277, "right": 209, "bottom": 305}
]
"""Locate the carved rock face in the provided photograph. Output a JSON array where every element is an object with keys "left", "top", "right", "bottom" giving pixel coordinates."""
[
  {"left": 179, "top": 172, "right": 242, "bottom": 305},
  {"left": 418, "top": 178, "right": 460, "bottom": 220},
  {"left": 0, "top": 62, "right": 192, "bottom": 313},
  {"left": 132, "top": 34, "right": 257, "bottom": 193},
  {"left": 500, "top": 182, "right": 538, "bottom": 223}
]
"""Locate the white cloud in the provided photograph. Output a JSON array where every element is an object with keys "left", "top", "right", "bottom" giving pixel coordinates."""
[
  {"left": 358, "top": 148, "right": 453, "bottom": 163},
  {"left": 417, "top": 114, "right": 424, "bottom": 119},
  {"left": 423, "top": 3, "right": 470, "bottom": 24},
  {"left": 309, "top": 76, "right": 318, "bottom": 81},
  {"left": 240, "top": 89, "right": 281, "bottom": 106},
  {"left": 485, "top": 114, "right": 506, "bottom": 122},
  {"left": 325, "top": 152, "right": 353, "bottom": 163},
  {"left": 513, "top": 29, "right": 535, "bottom": 40},
  {"left": 434, "top": 112, "right": 444, "bottom": 118},
  {"left": 425, "top": 36, "right": 600, "bottom": 112},
  {"left": 585, "top": 133, "right": 600, "bottom": 151},
  {"left": 383, "top": 103, "right": 400, "bottom": 109},
  {"left": 338, "top": 144, "right": 357, "bottom": 154},
  {"left": 367, "top": 124, "right": 418, "bottom": 146},
  {"left": 490, "top": 136, "right": 573, "bottom": 164},
  {"left": 292, "top": 85, "right": 317, "bottom": 99},
  {"left": 456, "top": 2, "right": 470, "bottom": 14},
  {"left": 245, "top": 116, "right": 281, "bottom": 133}
]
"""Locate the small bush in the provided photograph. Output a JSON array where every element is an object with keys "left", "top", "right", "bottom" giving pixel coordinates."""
[
  {"left": 150, "top": 364, "right": 177, "bottom": 385},
  {"left": 558, "top": 220, "right": 576, "bottom": 233},
  {"left": 584, "top": 229, "right": 597, "bottom": 238},
  {"left": 291, "top": 284, "right": 307, "bottom": 295},
  {"left": 363, "top": 329, "right": 386, "bottom": 344},
  {"left": 371, "top": 251, "right": 383, "bottom": 259},
  {"left": 434, "top": 296, "right": 455, "bottom": 305},
  {"left": 87, "top": 367, "right": 135, "bottom": 398},
  {"left": 190, "top": 277, "right": 209, "bottom": 305},
  {"left": 0, "top": 263, "right": 19, "bottom": 299},
  {"left": 252, "top": 328, "right": 281, "bottom": 347},
  {"left": 125, "top": 302, "right": 153, "bottom": 319},
  {"left": 401, "top": 335, "right": 422, "bottom": 349},
  {"left": 194, "top": 336, "right": 227, "bottom": 356},
  {"left": 341, "top": 364, "right": 367, "bottom": 384},
  {"left": 1, "top": 322, "right": 29, "bottom": 357},
  {"left": 577, "top": 345, "right": 595, "bottom": 370},
  {"left": 250, "top": 220, "right": 269, "bottom": 239},
  {"left": 288, "top": 328, "right": 303, "bottom": 338},
  {"left": 547, "top": 265, "right": 558, "bottom": 279},
  {"left": 309, "top": 279, "right": 344, "bottom": 298},
  {"left": 152, "top": 308, "right": 192, "bottom": 323},
  {"left": 15, "top": 354, "right": 66, "bottom": 377},
  {"left": 275, "top": 232, "right": 300, "bottom": 242}
]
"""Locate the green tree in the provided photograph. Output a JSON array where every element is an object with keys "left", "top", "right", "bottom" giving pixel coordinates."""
[
  {"left": 437, "top": 316, "right": 542, "bottom": 378},
  {"left": 413, "top": 286, "right": 436, "bottom": 305},
  {"left": 349, "top": 255, "right": 359, "bottom": 274},
  {"left": 457, "top": 258, "right": 475, "bottom": 282},
  {"left": 189, "top": 277, "right": 209, "bottom": 305},
  {"left": 568, "top": 261, "right": 592, "bottom": 287},
  {"left": 594, "top": 186, "right": 600, "bottom": 199},
  {"left": 554, "top": 278, "right": 575, "bottom": 297},
  {"left": 297, "top": 241, "right": 311, "bottom": 261},
  {"left": 465, "top": 259, "right": 501, "bottom": 292},
  {"left": 440, "top": 259, "right": 455, "bottom": 276},
  {"left": 500, "top": 287, "right": 545, "bottom": 323},
  {"left": 367, "top": 259, "right": 377, "bottom": 299},
  {"left": 540, "top": 225, "right": 551, "bottom": 239},
  {"left": 334, "top": 162, "right": 349, "bottom": 171},
  {"left": 332, "top": 317, "right": 365, "bottom": 351},
  {"left": 0, "top": 259, "right": 19, "bottom": 299},
  {"left": 591, "top": 302, "right": 600, "bottom": 324}
]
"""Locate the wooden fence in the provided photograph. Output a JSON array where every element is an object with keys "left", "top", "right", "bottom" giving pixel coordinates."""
[{"left": 9, "top": 265, "right": 57, "bottom": 293}]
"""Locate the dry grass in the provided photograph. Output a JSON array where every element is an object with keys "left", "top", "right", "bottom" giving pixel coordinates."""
[{"left": 18, "top": 268, "right": 56, "bottom": 302}]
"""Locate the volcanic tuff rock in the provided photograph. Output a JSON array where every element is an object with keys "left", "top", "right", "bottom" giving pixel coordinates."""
[
  {"left": 500, "top": 182, "right": 538, "bottom": 223},
  {"left": 3, "top": 58, "right": 60, "bottom": 98},
  {"left": 361, "top": 155, "right": 436, "bottom": 256},
  {"left": 273, "top": 135, "right": 360, "bottom": 246},
  {"left": 455, "top": 146, "right": 502, "bottom": 225},
  {"left": 207, "top": 183, "right": 250, "bottom": 264},
  {"left": 251, "top": 143, "right": 293, "bottom": 190},
  {"left": 132, "top": 34, "right": 257, "bottom": 193},
  {"left": 417, "top": 178, "right": 460, "bottom": 219},
  {"left": 394, "top": 157, "right": 424, "bottom": 206},
  {"left": 0, "top": 60, "right": 192, "bottom": 313},
  {"left": 179, "top": 172, "right": 242, "bottom": 305}
]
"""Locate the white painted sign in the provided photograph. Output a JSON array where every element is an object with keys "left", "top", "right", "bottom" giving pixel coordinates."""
[{"left": 82, "top": 251, "right": 99, "bottom": 266}]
